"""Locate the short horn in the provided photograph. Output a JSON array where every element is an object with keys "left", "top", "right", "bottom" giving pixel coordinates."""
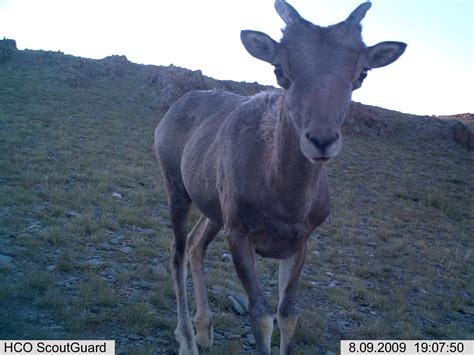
[
  {"left": 346, "top": 2, "right": 372, "bottom": 25},
  {"left": 275, "top": 0, "right": 302, "bottom": 25}
]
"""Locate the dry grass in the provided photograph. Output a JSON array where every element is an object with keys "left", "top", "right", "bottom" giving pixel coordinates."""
[{"left": 0, "top": 49, "right": 472, "bottom": 353}]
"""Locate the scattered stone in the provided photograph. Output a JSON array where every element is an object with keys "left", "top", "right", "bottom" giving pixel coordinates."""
[
  {"left": 119, "top": 245, "right": 133, "bottom": 254},
  {"left": 0, "top": 254, "right": 13, "bottom": 265},
  {"left": 65, "top": 210, "right": 81, "bottom": 218},
  {"left": 0, "top": 246, "right": 25, "bottom": 256},
  {"left": 214, "top": 332, "right": 225, "bottom": 341},
  {"left": 151, "top": 263, "right": 168, "bottom": 277},
  {"left": 233, "top": 292, "right": 249, "bottom": 313},
  {"left": 458, "top": 306, "right": 474, "bottom": 316},
  {"left": 228, "top": 295, "right": 247, "bottom": 315},
  {"left": 127, "top": 333, "right": 141, "bottom": 340},
  {"left": 46, "top": 265, "right": 55, "bottom": 272},
  {"left": 144, "top": 336, "right": 156, "bottom": 342},
  {"left": 221, "top": 252, "right": 232, "bottom": 263},
  {"left": 268, "top": 279, "right": 278, "bottom": 286},
  {"left": 108, "top": 234, "right": 125, "bottom": 245},
  {"left": 132, "top": 226, "right": 155, "bottom": 235},
  {"left": 367, "top": 241, "right": 377, "bottom": 248},
  {"left": 112, "top": 192, "right": 122, "bottom": 199},
  {"left": 327, "top": 281, "right": 337, "bottom": 288},
  {"left": 326, "top": 351, "right": 336, "bottom": 355},
  {"left": 84, "top": 258, "right": 104, "bottom": 268},
  {"left": 244, "top": 333, "right": 255, "bottom": 345},
  {"left": 225, "top": 333, "right": 241, "bottom": 340},
  {"left": 56, "top": 275, "right": 79, "bottom": 287},
  {"left": 452, "top": 121, "right": 474, "bottom": 149},
  {"left": 458, "top": 291, "right": 470, "bottom": 301}
]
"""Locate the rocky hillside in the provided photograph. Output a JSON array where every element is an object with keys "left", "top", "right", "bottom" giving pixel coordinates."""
[
  {"left": 1, "top": 38, "right": 472, "bottom": 353},
  {"left": 1, "top": 38, "right": 471, "bottom": 149},
  {"left": 0, "top": 38, "right": 266, "bottom": 111},
  {"left": 348, "top": 103, "right": 473, "bottom": 149}
]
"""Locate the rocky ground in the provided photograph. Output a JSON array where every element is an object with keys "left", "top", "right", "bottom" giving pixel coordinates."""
[{"left": 0, "top": 39, "right": 472, "bottom": 354}]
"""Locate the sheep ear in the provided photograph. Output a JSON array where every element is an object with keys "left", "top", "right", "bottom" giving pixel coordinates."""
[
  {"left": 241, "top": 30, "right": 278, "bottom": 64},
  {"left": 368, "top": 41, "right": 407, "bottom": 68}
]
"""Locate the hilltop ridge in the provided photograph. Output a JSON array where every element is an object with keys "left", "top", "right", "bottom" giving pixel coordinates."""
[{"left": 1, "top": 38, "right": 472, "bottom": 149}]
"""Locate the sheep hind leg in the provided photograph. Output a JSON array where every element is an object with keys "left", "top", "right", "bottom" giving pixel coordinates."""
[
  {"left": 168, "top": 192, "right": 197, "bottom": 355},
  {"left": 187, "top": 215, "right": 221, "bottom": 348}
]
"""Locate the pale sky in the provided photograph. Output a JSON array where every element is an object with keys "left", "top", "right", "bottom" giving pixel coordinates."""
[{"left": 0, "top": 0, "right": 472, "bottom": 115}]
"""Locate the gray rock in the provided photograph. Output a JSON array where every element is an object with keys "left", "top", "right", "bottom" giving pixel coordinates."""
[
  {"left": 84, "top": 258, "right": 104, "bottom": 268},
  {"left": 458, "top": 291, "right": 470, "bottom": 301},
  {"left": 119, "top": 246, "right": 133, "bottom": 254},
  {"left": 244, "top": 333, "right": 255, "bottom": 345},
  {"left": 221, "top": 253, "right": 232, "bottom": 262},
  {"left": 214, "top": 332, "right": 225, "bottom": 340},
  {"left": 268, "top": 279, "right": 278, "bottom": 286},
  {"left": 233, "top": 293, "right": 249, "bottom": 313},
  {"left": 458, "top": 306, "right": 474, "bottom": 316},
  {"left": 127, "top": 333, "right": 141, "bottom": 340},
  {"left": 228, "top": 295, "right": 247, "bottom": 315},
  {"left": 0, "top": 254, "right": 13, "bottom": 265},
  {"left": 0, "top": 246, "right": 26, "bottom": 257},
  {"left": 65, "top": 210, "right": 81, "bottom": 218},
  {"left": 151, "top": 263, "right": 168, "bottom": 277},
  {"left": 328, "top": 281, "right": 337, "bottom": 288}
]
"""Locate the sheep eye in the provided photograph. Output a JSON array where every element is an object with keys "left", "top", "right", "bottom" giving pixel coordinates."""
[
  {"left": 273, "top": 64, "right": 291, "bottom": 89},
  {"left": 359, "top": 67, "right": 370, "bottom": 81},
  {"left": 274, "top": 66, "right": 284, "bottom": 78}
]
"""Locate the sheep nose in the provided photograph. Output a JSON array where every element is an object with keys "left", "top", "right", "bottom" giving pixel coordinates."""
[{"left": 305, "top": 131, "right": 340, "bottom": 151}]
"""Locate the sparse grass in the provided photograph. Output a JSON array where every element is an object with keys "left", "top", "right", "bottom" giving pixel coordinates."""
[
  {"left": 0, "top": 47, "right": 472, "bottom": 353},
  {"left": 37, "top": 289, "right": 65, "bottom": 310},
  {"left": 214, "top": 312, "right": 242, "bottom": 331},
  {"left": 207, "top": 341, "right": 242, "bottom": 355},
  {"left": 293, "top": 310, "right": 325, "bottom": 346},
  {"left": 122, "top": 302, "right": 158, "bottom": 334},
  {"left": 77, "top": 273, "right": 117, "bottom": 307},
  {"left": 21, "top": 270, "right": 52, "bottom": 295},
  {"left": 121, "top": 344, "right": 160, "bottom": 355}
]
